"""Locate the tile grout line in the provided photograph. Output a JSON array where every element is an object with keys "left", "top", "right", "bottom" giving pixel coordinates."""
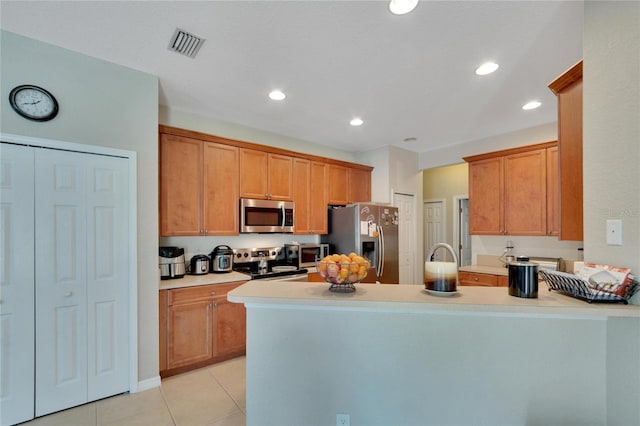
[
  {"left": 158, "top": 383, "right": 179, "bottom": 426},
  {"left": 208, "top": 368, "right": 246, "bottom": 415}
]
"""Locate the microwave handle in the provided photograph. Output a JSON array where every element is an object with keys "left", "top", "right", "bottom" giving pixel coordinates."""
[{"left": 281, "top": 205, "right": 285, "bottom": 227}]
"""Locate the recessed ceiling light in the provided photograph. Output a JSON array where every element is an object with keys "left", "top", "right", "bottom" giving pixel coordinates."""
[
  {"left": 389, "top": 0, "right": 419, "bottom": 15},
  {"left": 475, "top": 62, "right": 499, "bottom": 76},
  {"left": 522, "top": 100, "right": 542, "bottom": 110},
  {"left": 350, "top": 118, "right": 364, "bottom": 126},
  {"left": 268, "top": 90, "right": 286, "bottom": 101}
]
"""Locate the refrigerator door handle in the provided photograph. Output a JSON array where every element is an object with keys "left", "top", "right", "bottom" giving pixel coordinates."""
[{"left": 377, "top": 225, "right": 384, "bottom": 277}]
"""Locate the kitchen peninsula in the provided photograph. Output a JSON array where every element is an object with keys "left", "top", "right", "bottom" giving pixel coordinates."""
[{"left": 229, "top": 281, "right": 640, "bottom": 426}]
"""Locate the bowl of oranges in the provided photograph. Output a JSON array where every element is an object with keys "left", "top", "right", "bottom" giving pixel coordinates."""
[{"left": 316, "top": 253, "right": 371, "bottom": 293}]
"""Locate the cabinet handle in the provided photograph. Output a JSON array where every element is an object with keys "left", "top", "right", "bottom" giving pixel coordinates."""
[
  {"left": 473, "top": 277, "right": 479, "bottom": 281},
  {"left": 210, "top": 291, "right": 216, "bottom": 295}
]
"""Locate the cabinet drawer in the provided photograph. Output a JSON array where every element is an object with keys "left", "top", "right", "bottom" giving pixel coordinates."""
[
  {"left": 168, "top": 281, "right": 247, "bottom": 305},
  {"left": 459, "top": 272, "right": 498, "bottom": 287}
]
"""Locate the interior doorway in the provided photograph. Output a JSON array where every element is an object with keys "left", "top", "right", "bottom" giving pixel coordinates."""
[
  {"left": 423, "top": 200, "right": 446, "bottom": 261},
  {"left": 393, "top": 192, "right": 416, "bottom": 284},
  {"left": 454, "top": 196, "right": 472, "bottom": 266}
]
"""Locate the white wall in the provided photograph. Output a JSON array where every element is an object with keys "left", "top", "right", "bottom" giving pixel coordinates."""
[
  {"left": 0, "top": 31, "right": 160, "bottom": 383},
  {"left": 418, "top": 122, "right": 557, "bottom": 170},
  {"left": 583, "top": 2, "right": 640, "bottom": 278}
]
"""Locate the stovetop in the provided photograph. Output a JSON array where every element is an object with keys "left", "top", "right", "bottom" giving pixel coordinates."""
[{"left": 232, "top": 246, "right": 307, "bottom": 280}]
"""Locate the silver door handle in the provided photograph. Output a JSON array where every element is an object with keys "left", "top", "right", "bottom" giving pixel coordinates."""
[{"left": 378, "top": 225, "right": 385, "bottom": 278}]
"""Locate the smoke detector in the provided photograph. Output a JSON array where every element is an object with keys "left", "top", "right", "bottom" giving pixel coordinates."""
[{"left": 168, "top": 28, "right": 205, "bottom": 58}]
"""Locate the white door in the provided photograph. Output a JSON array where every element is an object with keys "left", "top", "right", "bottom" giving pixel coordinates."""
[
  {"left": 0, "top": 144, "right": 36, "bottom": 425},
  {"left": 34, "top": 149, "right": 129, "bottom": 416},
  {"left": 458, "top": 198, "right": 472, "bottom": 266},
  {"left": 394, "top": 193, "right": 415, "bottom": 284},
  {"left": 424, "top": 201, "right": 446, "bottom": 261}
]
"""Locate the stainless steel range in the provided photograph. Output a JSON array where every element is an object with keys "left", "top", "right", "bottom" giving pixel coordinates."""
[{"left": 232, "top": 247, "right": 308, "bottom": 281}]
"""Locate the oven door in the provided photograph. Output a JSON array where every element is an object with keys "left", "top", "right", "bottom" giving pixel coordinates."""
[{"left": 240, "top": 198, "right": 294, "bottom": 233}]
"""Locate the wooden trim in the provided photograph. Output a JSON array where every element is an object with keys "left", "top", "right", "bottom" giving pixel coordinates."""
[
  {"left": 548, "top": 60, "right": 583, "bottom": 95},
  {"left": 463, "top": 141, "right": 557, "bottom": 163},
  {"left": 159, "top": 351, "right": 245, "bottom": 378},
  {"left": 159, "top": 125, "right": 373, "bottom": 171}
]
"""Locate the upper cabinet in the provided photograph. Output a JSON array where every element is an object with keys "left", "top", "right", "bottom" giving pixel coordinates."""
[
  {"left": 159, "top": 126, "right": 373, "bottom": 236},
  {"left": 548, "top": 60, "right": 583, "bottom": 241},
  {"left": 464, "top": 142, "right": 558, "bottom": 236},
  {"left": 327, "top": 164, "right": 372, "bottom": 205},
  {"left": 293, "top": 159, "right": 328, "bottom": 234},
  {"left": 160, "top": 133, "right": 239, "bottom": 236},
  {"left": 239, "top": 149, "right": 293, "bottom": 200}
]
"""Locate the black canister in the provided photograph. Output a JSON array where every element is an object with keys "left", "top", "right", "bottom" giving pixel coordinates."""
[{"left": 508, "top": 261, "right": 539, "bottom": 298}]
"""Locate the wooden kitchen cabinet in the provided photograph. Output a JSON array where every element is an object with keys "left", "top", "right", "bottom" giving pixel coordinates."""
[
  {"left": 293, "top": 159, "right": 328, "bottom": 234},
  {"left": 464, "top": 142, "right": 557, "bottom": 236},
  {"left": 159, "top": 281, "right": 246, "bottom": 377},
  {"left": 349, "top": 168, "right": 371, "bottom": 203},
  {"left": 327, "top": 164, "right": 372, "bottom": 205},
  {"left": 459, "top": 271, "right": 508, "bottom": 287},
  {"left": 549, "top": 60, "right": 583, "bottom": 241},
  {"left": 239, "top": 148, "right": 293, "bottom": 200},
  {"left": 159, "top": 134, "right": 239, "bottom": 236},
  {"left": 546, "top": 146, "right": 560, "bottom": 236}
]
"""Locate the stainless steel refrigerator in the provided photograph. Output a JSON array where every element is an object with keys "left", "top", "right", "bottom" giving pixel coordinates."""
[{"left": 321, "top": 204, "right": 399, "bottom": 284}]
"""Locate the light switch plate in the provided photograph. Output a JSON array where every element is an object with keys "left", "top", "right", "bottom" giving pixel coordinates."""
[{"left": 606, "top": 219, "right": 622, "bottom": 245}]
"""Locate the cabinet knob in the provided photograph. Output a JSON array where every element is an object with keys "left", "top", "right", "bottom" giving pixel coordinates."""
[
  {"left": 65, "top": 292, "right": 73, "bottom": 297},
  {"left": 210, "top": 291, "right": 216, "bottom": 295},
  {"left": 473, "top": 277, "right": 479, "bottom": 281}
]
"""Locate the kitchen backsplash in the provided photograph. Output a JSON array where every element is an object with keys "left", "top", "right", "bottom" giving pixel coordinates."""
[
  {"left": 471, "top": 235, "right": 583, "bottom": 265},
  {"left": 160, "top": 234, "right": 320, "bottom": 261}
]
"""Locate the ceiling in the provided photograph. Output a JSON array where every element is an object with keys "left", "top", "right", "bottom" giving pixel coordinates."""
[{"left": 0, "top": 1, "right": 583, "bottom": 154}]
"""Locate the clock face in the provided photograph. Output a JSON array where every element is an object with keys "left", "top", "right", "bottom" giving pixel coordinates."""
[{"left": 9, "top": 85, "right": 59, "bottom": 121}]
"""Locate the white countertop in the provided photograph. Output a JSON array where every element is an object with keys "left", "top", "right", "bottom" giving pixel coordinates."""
[
  {"left": 227, "top": 281, "right": 640, "bottom": 318},
  {"left": 159, "top": 271, "right": 250, "bottom": 290}
]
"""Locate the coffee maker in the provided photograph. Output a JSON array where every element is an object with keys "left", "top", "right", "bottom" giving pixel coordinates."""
[{"left": 159, "top": 246, "right": 186, "bottom": 280}]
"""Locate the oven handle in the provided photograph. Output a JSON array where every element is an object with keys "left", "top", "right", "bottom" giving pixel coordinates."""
[{"left": 263, "top": 273, "right": 308, "bottom": 282}]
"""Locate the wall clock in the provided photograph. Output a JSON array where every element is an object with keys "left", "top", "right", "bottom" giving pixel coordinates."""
[{"left": 9, "top": 84, "right": 59, "bottom": 122}]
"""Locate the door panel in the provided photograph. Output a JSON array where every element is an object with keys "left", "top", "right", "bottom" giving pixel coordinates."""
[
  {"left": 424, "top": 201, "right": 445, "bottom": 261},
  {"left": 86, "top": 155, "right": 129, "bottom": 400},
  {"left": 0, "top": 143, "right": 35, "bottom": 426},
  {"left": 35, "top": 150, "right": 88, "bottom": 416},
  {"left": 394, "top": 194, "right": 415, "bottom": 284}
]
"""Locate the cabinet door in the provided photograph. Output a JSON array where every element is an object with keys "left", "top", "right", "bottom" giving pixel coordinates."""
[
  {"left": 309, "top": 161, "right": 328, "bottom": 234},
  {"left": 504, "top": 149, "right": 547, "bottom": 236},
  {"left": 0, "top": 144, "right": 35, "bottom": 425},
  {"left": 203, "top": 142, "right": 239, "bottom": 235},
  {"left": 268, "top": 153, "right": 293, "bottom": 200},
  {"left": 214, "top": 298, "right": 246, "bottom": 357},
  {"left": 239, "top": 148, "right": 268, "bottom": 199},
  {"left": 327, "top": 164, "right": 349, "bottom": 205},
  {"left": 558, "top": 79, "right": 583, "bottom": 241},
  {"left": 546, "top": 146, "right": 560, "bottom": 236},
  {"left": 167, "top": 300, "right": 214, "bottom": 369},
  {"left": 348, "top": 168, "right": 371, "bottom": 203},
  {"left": 292, "top": 158, "right": 311, "bottom": 234},
  {"left": 468, "top": 157, "right": 503, "bottom": 235},
  {"left": 160, "top": 134, "right": 202, "bottom": 236}
]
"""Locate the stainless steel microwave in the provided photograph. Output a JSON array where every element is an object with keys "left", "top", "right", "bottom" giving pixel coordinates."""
[
  {"left": 284, "top": 243, "right": 329, "bottom": 269},
  {"left": 240, "top": 198, "right": 295, "bottom": 233}
]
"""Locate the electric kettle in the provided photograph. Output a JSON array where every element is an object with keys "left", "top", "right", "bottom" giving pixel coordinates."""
[{"left": 424, "top": 243, "right": 459, "bottom": 293}]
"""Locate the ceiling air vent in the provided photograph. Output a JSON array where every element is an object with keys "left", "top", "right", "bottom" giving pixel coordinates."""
[{"left": 168, "top": 28, "right": 205, "bottom": 58}]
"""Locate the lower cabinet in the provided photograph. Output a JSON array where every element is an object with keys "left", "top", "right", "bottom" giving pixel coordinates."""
[
  {"left": 459, "top": 271, "right": 508, "bottom": 287},
  {"left": 159, "top": 281, "right": 246, "bottom": 377}
]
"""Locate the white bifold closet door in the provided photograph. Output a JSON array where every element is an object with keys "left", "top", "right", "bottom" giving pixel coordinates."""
[
  {"left": 1, "top": 142, "right": 130, "bottom": 423},
  {"left": 34, "top": 148, "right": 129, "bottom": 416},
  {"left": 0, "top": 144, "right": 36, "bottom": 426}
]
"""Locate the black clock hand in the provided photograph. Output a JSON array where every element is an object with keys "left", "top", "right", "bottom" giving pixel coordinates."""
[{"left": 21, "top": 100, "right": 42, "bottom": 106}]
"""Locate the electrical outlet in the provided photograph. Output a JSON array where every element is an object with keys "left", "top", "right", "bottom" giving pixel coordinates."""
[
  {"left": 336, "top": 413, "right": 350, "bottom": 426},
  {"left": 606, "top": 220, "right": 623, "bottom": 245}
]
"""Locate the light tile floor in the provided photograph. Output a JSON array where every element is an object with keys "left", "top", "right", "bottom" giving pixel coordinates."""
[{"left": 21, "top": 356, "right": 246, "bottom": 426}]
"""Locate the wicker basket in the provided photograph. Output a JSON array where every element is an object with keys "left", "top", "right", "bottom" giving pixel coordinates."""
[{"left": 539, "top": 269, "right": 639, "bottom": 304}]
